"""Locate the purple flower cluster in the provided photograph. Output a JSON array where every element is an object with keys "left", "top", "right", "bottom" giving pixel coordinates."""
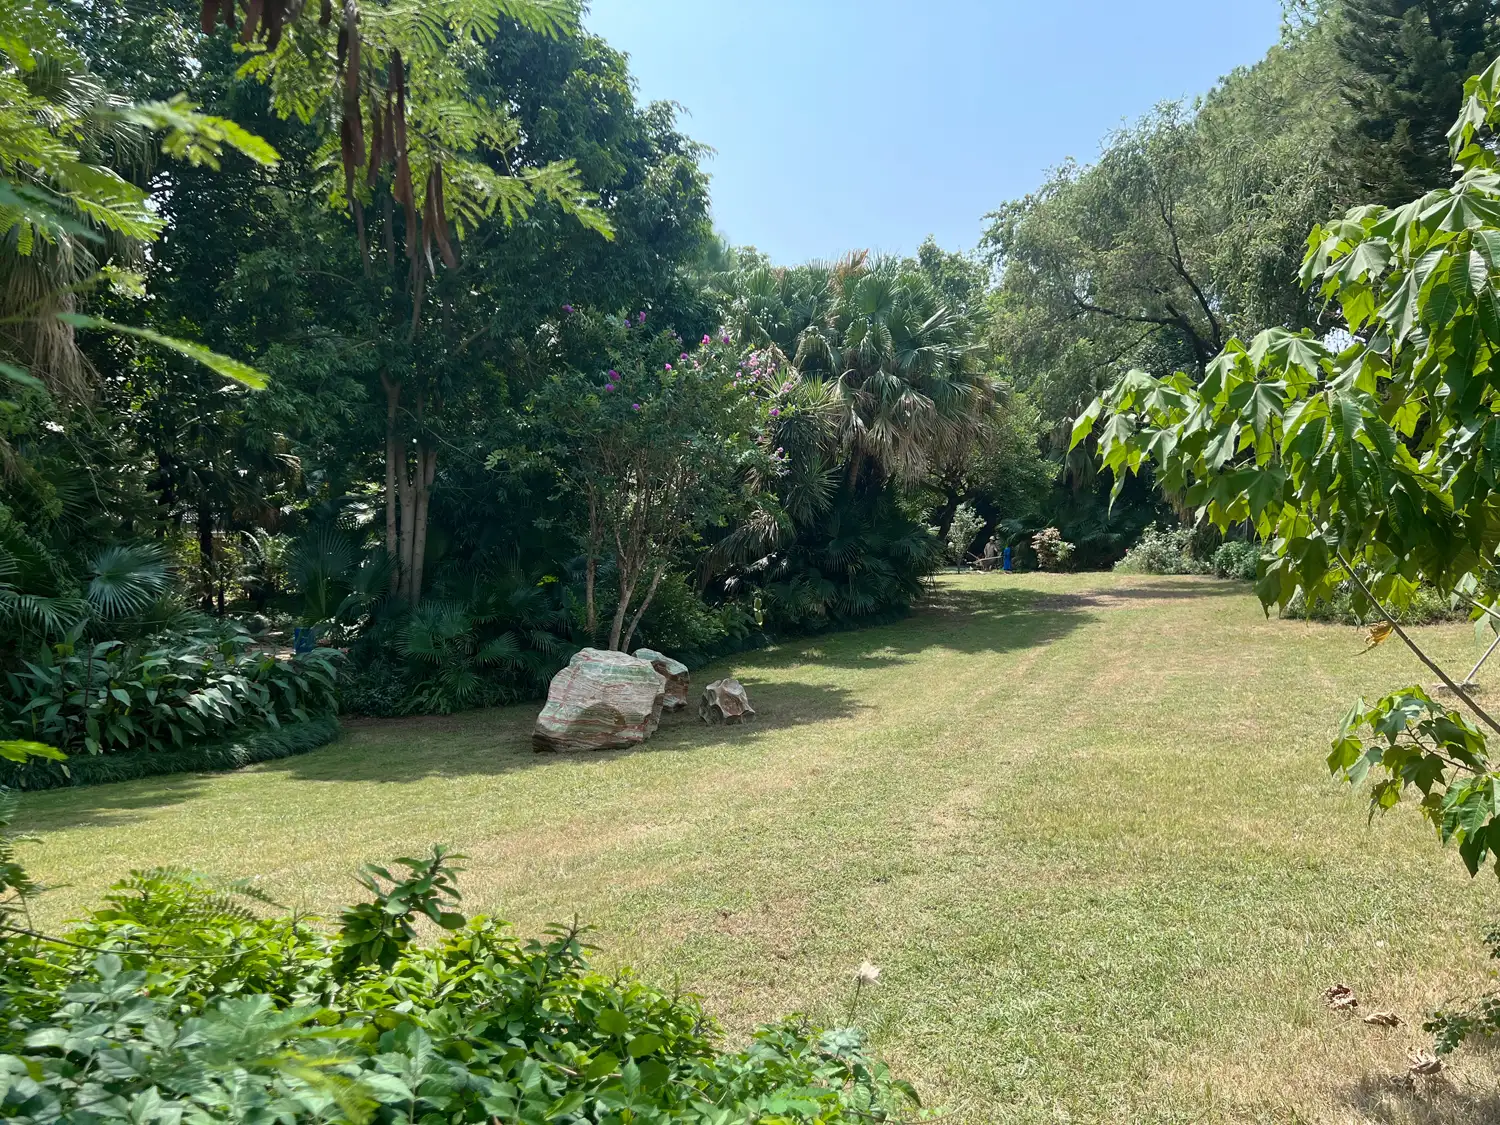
[{"left": 731, "top": 349, "right": 793, "bottom": 397}]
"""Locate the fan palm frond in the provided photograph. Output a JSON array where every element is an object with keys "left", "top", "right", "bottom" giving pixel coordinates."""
[{"left": 85, "top": 543, "right": 170, "bottom": 619}]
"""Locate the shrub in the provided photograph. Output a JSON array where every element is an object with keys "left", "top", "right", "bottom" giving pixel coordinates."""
[
  {"left": 1031, "top": 527, "right": 1075, "bottom": 572},
  {"left": 633, "top": 571, "right": 751, "bottom": 655},
  {"left": 1281, "top": 582, "right": 1464, "bottom": 625},
  {"left": 2, "top": 623, "right": 339, "bottom": 756},
  {"left": 0, "top": 712, "right": 340, "bottom": 790},
  {"left": 1211, "top": 541, "right": 1261, "bottom": 581},
  {"left": 1114, "top": 523, "right": 1208, "bottom": 576},
  {"left": 945, "top": 504, "right": 985, "bottom": 565},
  {"left": 337, "top": 656, "right": 411, "bottom": 717},
  {"left": 0, "top": 845, "right": 919, "bottom": 1124},
  {"left": 744, "top": 491, "right": 940, "bottom": 632}
]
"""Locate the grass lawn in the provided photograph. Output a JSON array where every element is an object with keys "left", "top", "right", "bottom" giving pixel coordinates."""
[{"left": 17, "top": 572, "right": 1500, "bottom": 1123}]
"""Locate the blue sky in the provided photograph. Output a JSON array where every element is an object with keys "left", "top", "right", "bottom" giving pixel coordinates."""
[{"left": 583, "top": 1, "right": 1286, "bottom": 264}]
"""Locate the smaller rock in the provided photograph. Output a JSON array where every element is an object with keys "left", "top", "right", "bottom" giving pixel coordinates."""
[
  {"left": 700, "top": 677, "right": 755, "bottom": 724},
  {"left": 634, "top": 648, "right": 691, "bottom": 711}
]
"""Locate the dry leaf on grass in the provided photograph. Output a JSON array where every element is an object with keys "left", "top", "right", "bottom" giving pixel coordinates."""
[
  {"left": 1322, "top": 984, "right": 1358, "bottom": 1011},
  {"left": 1407, "top": 1050, "right": 1444, "bottom": 1076}
]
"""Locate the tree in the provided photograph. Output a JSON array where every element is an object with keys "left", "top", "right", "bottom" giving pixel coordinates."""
[
  {"left": 793, "top": 255, "right": 996, "bottom": 488},
  {"left": 1074, "top": 53, "right": 1500, "bottom": 1052},
  {"left": 906, "top": 235, "right": 990, "bottom": 319},
  {"left": 509, "top": 313, "right": 765, "bottom": 650},
  {"left": 1336, "top": 0, "right": 1500, "bottom": 203},
  {"left": 200, "top": 0, "right": 614, "bottom": 603},
  {"left": 984, "top": 107, "right": 1224, "bottom": 389},
  {"left": 0, "top": 0, "right": 274, "bottom": 399},
  {"left": 984, "top": 18, "right": 1355, "bottom": 436}
]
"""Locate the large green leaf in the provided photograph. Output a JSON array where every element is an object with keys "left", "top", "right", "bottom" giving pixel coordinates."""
[{"left": 56, "top": 315, "right": 267, "bottom": 389}]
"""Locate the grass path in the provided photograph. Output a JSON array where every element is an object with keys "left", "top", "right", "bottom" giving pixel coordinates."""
[{"left": 18, "top": 573, "right": 1500, "bottom": 1123}]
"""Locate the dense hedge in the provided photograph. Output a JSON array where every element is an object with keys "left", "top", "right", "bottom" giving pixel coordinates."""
[{"left": 0, "top": 712, "right": 340, "bottom": 790}]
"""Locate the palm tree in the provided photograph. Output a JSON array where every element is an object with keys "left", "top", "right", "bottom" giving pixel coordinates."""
[
  {"left": 793, "top": 256, "right": 995, "bottom": 487},
  {"left": 0, "top": 4, "right": 275, "bottom": 398}
]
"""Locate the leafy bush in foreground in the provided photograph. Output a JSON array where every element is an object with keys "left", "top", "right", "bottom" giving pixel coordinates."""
[
  {"left": 0, "top": 844, "right": 918, "bottom": 1124},
  {"left": 1076, "top": 56, "right": 1500, "bottom": 1060}
]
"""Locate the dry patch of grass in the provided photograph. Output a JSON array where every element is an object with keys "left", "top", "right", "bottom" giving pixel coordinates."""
[{"left": 16, "top": 572, "right": 1500, "bottom": 1123}]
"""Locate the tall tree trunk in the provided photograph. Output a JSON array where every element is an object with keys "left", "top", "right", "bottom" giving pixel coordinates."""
[
  {"left": 607, "top": 563, "right": 636, "bottom": 651},
  {"left": 398, "top": 461, "right": 418, "bottom": 602},
  {"left": 933, "top": 486, "right": 962, "bottom": 541},
  {"left": 382, "top": 374, "right": 401, "bottom": 594},
  {"left": 585, "top": 554, "right": 598, "bottom": 638},
  {"left": 408, "top": 445, "right": 436, "bottom": 603},
  {"left": 584, "top": 489, "right": 601, "bottom": 640},
  {"left": 197, "top": 500, "right": 215, "bottom": 614},
  {"left": 620, "top": 564, "right": 666, "bottom": 653},
  {"left": 845, "top": 450, "right": 866, "bottom": 493}
]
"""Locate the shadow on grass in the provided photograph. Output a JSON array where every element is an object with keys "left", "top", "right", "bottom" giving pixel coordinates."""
[
  {"left": 16, "top": 577, "right": 1204, "bottom": 824},
  {"left": 731, "top": 581, "right": 1134, "bottom": 671},
  {"left": 17, "top": 677, "right": 868, "bottom": 830},
  {"left": 17, "top": 774, "right": 213, "bottom": 833},
  {"left": 1343, "top": 1067, "right": 1500, "bottom": 1125}
]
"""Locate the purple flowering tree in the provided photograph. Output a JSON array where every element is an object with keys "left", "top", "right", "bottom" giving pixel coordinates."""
[{"left": 506, "top": 311, "right": 771, "bottom": 650}]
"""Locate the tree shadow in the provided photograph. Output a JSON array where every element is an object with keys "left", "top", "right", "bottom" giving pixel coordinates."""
[
  {"left": 14, "top": 576, "right": 1187, "bottom": 823},
  {"left": 733, "top": 582, "right": 1108, "bottom": 671},
  {"left": 1341, "top": 1067, "right": 1500, "bottom": 1125},
  {"left": 245, "top": 675, "right": 865, "bottom": 784},
  {"left": 1065, "top": 577, "right": 1248, "bottom": 603},
  {"left": 18, "top": 774, "right": 212, "bottom": 833}
]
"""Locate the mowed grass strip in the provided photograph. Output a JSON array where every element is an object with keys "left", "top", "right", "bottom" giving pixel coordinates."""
[{"left": 17, "top": 573, "right": 1500, "bottom": 1123}]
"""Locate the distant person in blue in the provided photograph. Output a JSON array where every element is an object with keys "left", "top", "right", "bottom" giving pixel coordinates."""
[{"left": 1002, "top": 546, "right": 1013, "bottom": 573}]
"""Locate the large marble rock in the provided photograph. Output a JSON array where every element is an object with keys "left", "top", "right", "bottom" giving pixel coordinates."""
[
  {"left": 699, "top": 677, "right": 755, "bottom": 725},
  {"left": 633, "top": 648, "right": 690, "bottom": 711},
  {"left": 533, "top": 648, "right": 666, "bottom": 752}
]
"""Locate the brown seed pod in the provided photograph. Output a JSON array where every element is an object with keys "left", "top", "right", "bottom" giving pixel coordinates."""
[
  {"left": 240, "top": 0, "right": 264, "bottom": 43},
  {"left": 337, "top": 0, "right": 363, "bottom": 177},
  {"left": 265, "top": 0, "right": 287, "bottom": 50},
  {"left": 429, "top": 166, "right": 457, "bottom": 269},
  {"left": 366, "top": 103, "right": 385, "bottom": 187}
]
